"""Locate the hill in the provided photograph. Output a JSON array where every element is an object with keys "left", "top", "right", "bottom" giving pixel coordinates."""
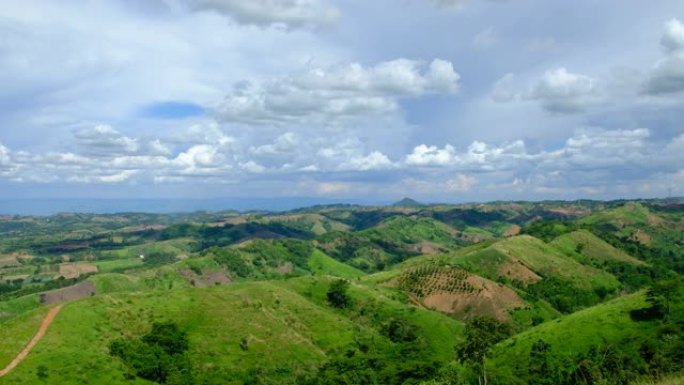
[
  {"left": 0, "top": 277, "right": 463, "bottom": 384},
  {"left": 487, "top": 278, "right": 684, "bottom": 385},
  {"left": 391, "top": 197, "right": 425, "bottom": 208}
]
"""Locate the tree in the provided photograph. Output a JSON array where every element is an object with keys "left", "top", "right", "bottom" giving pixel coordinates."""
[
  {"left": 646, "top": 279, "right": 681, "bottom": 318},
  {"left": 109, "top": 322, "right": 193, "bottom": 384},
  {"left": 457, "top": 316, "right": 511, "bottom": 385},
  {"left": 528, "top": 339, "right": 554, "bottom": 385},
  {"left": 326, "top": 279, "right": 351, "bottom": 308}
]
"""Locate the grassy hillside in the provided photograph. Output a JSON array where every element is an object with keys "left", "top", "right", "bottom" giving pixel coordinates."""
[
  {"left": 0, "top": 277, "right": 463, "bottom": 384},
  {"left": 488, "top": 278, "right": 684, "bottom": 385},
  {"left": 550, "top": 230, "right": 645, "bottom": 266},
  {"left": 307, "top": 249, "right": 365, "bottom": 279}
]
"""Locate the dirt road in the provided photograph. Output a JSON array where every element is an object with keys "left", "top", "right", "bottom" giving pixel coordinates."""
[{"left": 0, "top": 305, "right": 63, "bottom": 378}]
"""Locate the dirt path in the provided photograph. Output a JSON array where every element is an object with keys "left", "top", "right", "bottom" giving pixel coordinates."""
[{"left": 0, "top": 305, "right": 63, "bottom": 378}]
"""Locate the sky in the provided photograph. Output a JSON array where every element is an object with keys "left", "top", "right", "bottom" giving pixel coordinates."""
[{"left": 1, "top": 0, "right": 684, "bottom": 206}]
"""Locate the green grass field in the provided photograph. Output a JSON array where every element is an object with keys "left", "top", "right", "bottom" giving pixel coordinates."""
[{"left": 307, "top": 249, "right": 365, "bottom": 279}]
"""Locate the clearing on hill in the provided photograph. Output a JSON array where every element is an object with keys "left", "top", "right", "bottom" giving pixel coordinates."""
[{"left": 389, "top": 264, "right": 528, "bottom": 322}]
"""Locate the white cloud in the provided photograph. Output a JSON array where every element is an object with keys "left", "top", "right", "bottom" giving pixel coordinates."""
[
  {"left": 646, "top": 18, "right": 684, "bottom": 94},
  {"left": 74, "top": 125, "right": 173, "bottom": 158},
  {"left": 527, "top": 67, "right": 602, "bottom": 113},
  {"left": 251, "top": 132, "right": 299, "bottom": 155},
  {"left": 445, "top": 174, "right": 476, "bottom": 191},
  {"left": 178, "top": 0, "right": 340, "bottom": 29},
  {"left": 339, "top": 151, "right": 394, "bottom": 171},
  {"left": 405, "top": 140, "right": 529, "bottom": 169},
  {"left": 661, "top": 18, "right": 684, "bottom": 53},
  {"left": 216, "top": 58, "right": 460, "bottom": 125},
  {"left": 405, "top": 144, "right": 456, "bottom": 166},
  {"left": 0, "top": 142, "right": 10, "bottom": 166}
]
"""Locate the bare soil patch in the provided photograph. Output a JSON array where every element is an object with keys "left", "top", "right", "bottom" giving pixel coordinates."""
[
  {"left": 502, "top": 225, "right": 521, "bottom": 238},
  {"left": 496, "top": 260, "right": 541, "bottom": 283},
  {"left": 40, "top": 281, "right": 97, "bottom": 304},
  {"left": 180, "top": 269, "right": 232, "bottom": 287},
  {"left": 423, "top": 275, "right": 527, "bottom": 322},
  {"left": 57, "top": 263, "right": 98, "bottom": 279},
  {"left": 630, "top": 229, "right": 652, "bottom": 245},
  {"left": 391, "top": 265, "right": 528, "bottom": 322},
  {"left": 410, "top": 241, "right": 447, "bottom": 255}
]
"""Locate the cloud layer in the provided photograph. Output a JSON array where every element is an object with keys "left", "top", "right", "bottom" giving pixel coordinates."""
[{"left": 0, "top": 1, "right": 683, "bottom": 202}]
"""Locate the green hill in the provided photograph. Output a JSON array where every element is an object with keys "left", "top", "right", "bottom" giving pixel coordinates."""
[
  {"left": 488, "top": 279, "right": 684, "bottom": 385},
  {"left": 550, "top": 229, "right": 645, "bottom": 266},
  {"left": 0, "top": 277, "right": 463, "bottom": 385},
  {"left": 391, "top": 197, "right": 425, "bottom": 208}
]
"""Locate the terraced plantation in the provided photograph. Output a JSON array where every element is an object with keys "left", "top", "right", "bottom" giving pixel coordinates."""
[{"left": 0, "top": 199, "right": 683, "bottom": 384}]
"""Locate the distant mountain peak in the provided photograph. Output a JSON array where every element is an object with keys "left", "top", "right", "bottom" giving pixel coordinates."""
[{"left": 391, "top": 197, "right": 424, "bottom": 208}]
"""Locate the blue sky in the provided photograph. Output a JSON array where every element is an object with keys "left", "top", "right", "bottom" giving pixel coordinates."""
[{"left": 0, "top": 0, "right": 684, "bottom": 204}]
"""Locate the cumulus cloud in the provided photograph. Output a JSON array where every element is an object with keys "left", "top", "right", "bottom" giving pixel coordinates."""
[
  {"left": 527, "top": 68, "right": 602, "bottom": 113},
  {"left": 660, "top": 18, "right": 684, "bottom": 53},
  {"left": 541, "top": 128, "right": 651, "bottom": 170},
  {"left": 646, "top": 18, "right": 684, "bottom": 94},
  {"left": 74, "top": 125, "right": 172, "bottom": 157},
  {"left": 339, "top": 151, "right": 395, "bottom": 171},
  {"left": 430, "top": 0, "right": 508, "bottom": 10},
  {"left": 405, "top": 140, "right": 529, "bottom": 169},
  {"left": 177, "top": 0, "right": 340, "bottom": 29},
  {"left": 216, "top": 58, "right": 460, "bottom": 125},
  {"left": 0, "top": 122, "right": 683, "bottom": 201},
  {"left": 445, "top": 174, "right": 477, "bottom": 192},
  {"left": 0, "top": 142, "right": 10, "bottom": 166}
]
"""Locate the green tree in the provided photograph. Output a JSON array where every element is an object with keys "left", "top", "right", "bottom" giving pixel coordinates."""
[
  {"left": 109, "top": 322, "right": 193, "bottom": 384},
  {"left": 528, "top": 339, "right": 554, "bottom": 385},
  {"left": 457, "top": 316, "right": 511, "bottom": 385},
  {"left": 646, "top": 279, "right": 681, "bottom": 318},
  {"left": 326, "top": 279, "right": 351, "bottom": 308}
]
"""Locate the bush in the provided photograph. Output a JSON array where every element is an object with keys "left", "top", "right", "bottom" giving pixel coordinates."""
[
  {"left": 109, "top": 322, "right": 194, "bottom": 384},
  {"left": 326, "top": 279, "right": 351, "bottom": 308}
]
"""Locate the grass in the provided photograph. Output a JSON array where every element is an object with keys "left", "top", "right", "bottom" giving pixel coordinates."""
[
  {"left": 551, "top": 229, "right": 645, "bottom": 265},
  {"left": 488, "top": 291, "right": 653, "bottom": 383},
  {"left": 488, "top": 235, "right": 620, "bottom": 291},
  {"left": 631, "top": 374, "right": 684, "bottom": 385},
  {"left": 0, "top": 306, "right": 50, "bottom": 368},
  {"left": 0, "top": 282, "right": 362, "bottom": 384},
  {"left": 0, "top": 277, "right": 464, "bottom": 384},
  {"left": 92, "top": 258, "right": 143, "bottom": 273},
  {"left": 307, "top": 249, "right": 365, "bottom": 279}
]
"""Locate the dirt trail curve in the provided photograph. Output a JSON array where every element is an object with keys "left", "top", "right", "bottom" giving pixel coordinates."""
[{"left": 0, "top": 305, "right": 63, "bottom": 378}]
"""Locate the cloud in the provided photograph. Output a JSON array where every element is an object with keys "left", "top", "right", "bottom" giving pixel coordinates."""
[
  {"left": 491, "top": 73, "right": 516, "bottom": 102},
  {"left": 0, "top": 122, "right": 682, "bottom": 202},
  {"left": 216, "top": 58, "right": 460, "bottom": 125},
  {"left": 645, "top": 18, "right": 684, "bottom": 94},
  {"left": 661, "top": 18, "right": 684, "bottom": 53},
  {"left": 527, "top": 68, "right": 602, "bottom": 113},
  {"left": 339, "top": 151, "right": 394, "bottom": 171},
  {"left": 251, "top": 132, "right": 299, "bottom": 155},
  {"left": 177, "top": 0, "right": 340, "bottom": 29},
  {"left": 445, "top": 174, "right": 477, "bottom": 192},
  {"left": 74, "top": 125, "right": 172, "bottom": 157},
  {"left": 541, "top": 128, "right": 651, "bottom": 170},
  {"left": 405, "top": 144, "right": 456, "bottom": 166},
  {"left": 405, "top": 140, "right": 529, "bottom": 169},
  {"left": 430, "top": 0, "right": 508, "bottom": 10},
  {"left": 0, "top": 142, "right": 10, "bottom": 166},
  {"left": 473, "top": 27, "right": 498, "bottom": 49}
]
